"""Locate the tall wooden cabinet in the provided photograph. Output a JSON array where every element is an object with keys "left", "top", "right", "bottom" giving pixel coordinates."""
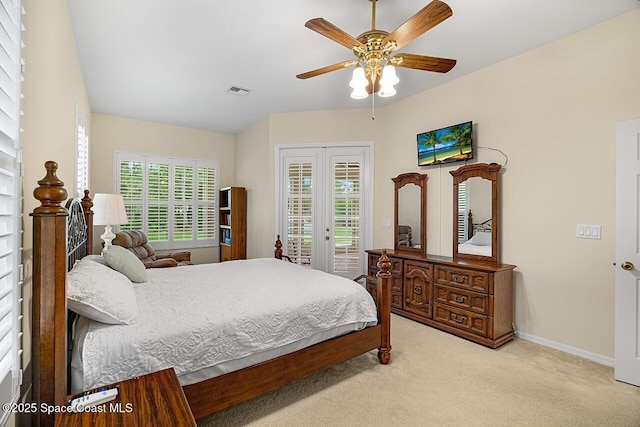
[
  {"left": 219, "top": 186, "right": 246, "bottom": 261},
  {"left": 366, "top": 249, "right": 516, "bottom": 348}
]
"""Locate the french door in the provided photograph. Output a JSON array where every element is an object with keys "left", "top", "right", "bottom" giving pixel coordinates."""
[{"left": 276, "top": 143, "right": 373, "bottom": 278}]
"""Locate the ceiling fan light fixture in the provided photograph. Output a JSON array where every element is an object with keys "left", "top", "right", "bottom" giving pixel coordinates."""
[
  {"left": 351, "top": 85, "right": 369, "bottom": 99},
  {"left": 378, "top": 64, "right": 399, "bottom": 97},
  {"left": 349, "top": 66, "right": 368, "bottom": 89},
  {"left": 378, "top": 84, "right": 397, "bottom": 98},
  {"left": 298, "top": 1, "right": 456, "bottom": 100},
  {"left": 380, "top": 64, "right": 399, "bottom": 86}
]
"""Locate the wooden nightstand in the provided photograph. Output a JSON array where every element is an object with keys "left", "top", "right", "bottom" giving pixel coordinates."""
[{"left": 55, "top": 368, "right": 196, "bottom": 426}]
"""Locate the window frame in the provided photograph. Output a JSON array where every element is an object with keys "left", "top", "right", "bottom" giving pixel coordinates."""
[{"left": 115, "top": 151, "right": 219, "bottom": 250}]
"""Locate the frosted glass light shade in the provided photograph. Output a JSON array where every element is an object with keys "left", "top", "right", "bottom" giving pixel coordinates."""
[
  {"left": 378, "top": 84, "right": 397, "bottom": 98},
  {"left": 349, "top": 66, "right": 368, "bottom": 89},
  {"left": 380, "top": 65, "right": 399, "bottom": 86},
  {"left": 351, "top": 86, "right": 369, "bottom": 99},
  {"left": 378, "top": 65, "right": 399, "bottom": 98}
]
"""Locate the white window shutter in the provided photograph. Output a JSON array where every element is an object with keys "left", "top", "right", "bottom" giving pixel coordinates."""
[
  {"left": 115, "top": 152, "right": 218, "bottom": 250},
  {"left": 0, "top": 0, "right": 23, "bottom": 424}
]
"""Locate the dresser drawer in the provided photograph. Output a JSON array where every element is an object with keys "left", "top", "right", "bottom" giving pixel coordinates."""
[
  {"left": 366, "top": 280, "right": 403, "bottom": 309},
  {"left": 434, "top": 265, "right": 490, "bottom": 293},
  {"left": 368, "top": 254, "right": 403, "bottom": 294},
  {"left": 433, "top": 303, "right": 489, "bottom": 337},
  {"left": 433, "top": 284, "right": 491, "bottom": 315}
]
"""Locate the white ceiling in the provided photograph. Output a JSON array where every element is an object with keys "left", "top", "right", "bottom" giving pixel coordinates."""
[{"left": 67, "top": 0, "right": 639, "bottom": 135}]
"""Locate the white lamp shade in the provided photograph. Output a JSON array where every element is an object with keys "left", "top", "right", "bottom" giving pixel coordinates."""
[
  {"left": 351, "top": 86, "right": 369, "bottom": 99},
  {"left": 380, "top": 65, "right": 399, "bottom": 86},
  {"left": 349, "top": 66, "right": 368, "bottom": 90},
  {"left": 378, "top": 84, "right": 397, "bottom": 98},
  {"left": 93, "top": 193, "right": 129, "bottom": 226},
  {"left": 379, "top": 65, "right": 399, "bottom": 98}
]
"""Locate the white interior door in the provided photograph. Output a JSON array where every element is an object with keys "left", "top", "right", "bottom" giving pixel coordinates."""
[
  {"left": 615, "top": 118, "right": 640, "bottom": 386},
  {"left": 276, "top": 144, "right": 372, "bottom": 278}
]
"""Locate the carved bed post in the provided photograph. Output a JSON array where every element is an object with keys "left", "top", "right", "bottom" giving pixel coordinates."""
[
  {"left": 376, "top": 249, "right": 392, "bottom": 364},
  {"left": 31, "top": 161, "right": 68, "bottom": 427},
  {"left": 274, "top": 234, "right": 283, "bottom": 259},
  {"left": 82, "top": 189, "right": 94, "bottom": 252}
]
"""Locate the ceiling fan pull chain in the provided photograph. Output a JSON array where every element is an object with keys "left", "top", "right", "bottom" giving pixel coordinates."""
[{"left": 371, "top": 91, "right": 375, "bottom": 121}]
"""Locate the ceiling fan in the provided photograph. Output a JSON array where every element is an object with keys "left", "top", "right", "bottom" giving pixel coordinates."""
[{"left": 297, "top": 0, "right": 457, "bottom": 98}]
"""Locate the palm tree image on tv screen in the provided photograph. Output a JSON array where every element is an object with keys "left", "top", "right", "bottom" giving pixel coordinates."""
[{"left": 417, "top": 121, "right": 473, "bottom": 167}]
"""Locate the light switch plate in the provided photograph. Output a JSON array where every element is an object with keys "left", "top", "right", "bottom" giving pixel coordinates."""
[{"left": 576, "top": 224, "right": 601, "bottom": 239}]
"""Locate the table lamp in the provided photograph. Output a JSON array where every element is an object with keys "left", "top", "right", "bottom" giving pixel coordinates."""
[{"left": 93, "top": 193, "right": 129, "bottom": 250}]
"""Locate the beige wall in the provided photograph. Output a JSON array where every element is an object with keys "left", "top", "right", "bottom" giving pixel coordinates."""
[
  {"left": 20, "top": 0, "right": 92, "bottom": 421},
  {"left": 17, "top": 5, "right": 640, "bottom": 419},
  {"left": 240, "top": 109, "right": 384, "bottom": 259},
  {"left": 242, "top": 10, "right": 640, "bottom": 360},
  {"left": 235, "top": 116, "right": 271, "bottom": 259},
  {"left": 90, "top": 113, "right": 235, "bottom": 263}
]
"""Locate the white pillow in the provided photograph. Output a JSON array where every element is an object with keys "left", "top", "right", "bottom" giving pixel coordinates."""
[
  {"left": 67, "top": 257, "right": 138, "bottom": 324},
  {"left": 83, "top": 254, "right": 108, "bottom": 266},
  {"left": 467, "top": 231, "right": 492, "bottom": 246},
  {"left": 102, "top": 245, "right": 147, "bottom": 283}
]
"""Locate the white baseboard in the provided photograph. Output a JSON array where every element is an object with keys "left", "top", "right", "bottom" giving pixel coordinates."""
[{"left": 516, "top": 331, "right": 614, "bottom": 367}]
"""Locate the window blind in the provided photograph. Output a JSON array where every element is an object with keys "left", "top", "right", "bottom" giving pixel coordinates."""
[
  {"left": 197, "top": 166, "right": 216, "bottom": 241},
  {"left": 116, "top": 152, "right": 218, "bottom": 249},
  {"left": 332, "top": 161, "right": 360, "bottom": 274},
  {"left": 458, "top": 181, "right": 468, "bottom": 243},
  {"left": 0, "top": 0, "right": 23, "bottom": 424},
  {"left": 286, "top": 162, "right": 313, "bottom": 265},
  {"left": 75, "top": 108, "right": 88, "bottom": 197}
]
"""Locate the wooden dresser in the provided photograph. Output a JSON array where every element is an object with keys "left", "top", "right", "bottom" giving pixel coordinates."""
[{"left": 366, "top": 249, "right": 516, "bottom": 348}]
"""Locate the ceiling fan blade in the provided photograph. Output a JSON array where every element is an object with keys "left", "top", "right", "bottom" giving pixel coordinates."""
[
  {"left": 305, "top": 18, "right": 366, "bottom": 50},
  {"left": 393, "top": 53, "right": 456, "bottom": 73},
  {"left": 382, "top": 0, "right": 453, "bottom": 51},
  {"left": 297, "top": 60, "right": 357, "bottom": 79}
]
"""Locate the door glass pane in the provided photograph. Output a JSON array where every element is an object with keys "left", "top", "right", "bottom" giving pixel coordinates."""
[
  {"left": 287, "top": 162, "right": 313, "bottom": 265},
  {"left": 333, "top": 161, "right": 360, "bottom": 274}
]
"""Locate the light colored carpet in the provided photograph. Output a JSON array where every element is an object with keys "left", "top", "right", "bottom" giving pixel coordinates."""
[{"left": 197, "top": 314, "right": 640, "bottom": 427}]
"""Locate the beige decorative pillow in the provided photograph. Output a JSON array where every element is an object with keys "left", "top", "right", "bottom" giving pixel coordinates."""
[{"left": 103, "top": 245, "right": 147, "bottom": 283}]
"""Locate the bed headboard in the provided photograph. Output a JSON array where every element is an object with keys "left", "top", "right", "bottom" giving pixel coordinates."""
[
  {"left": 467, "top": 210, "right": 492, "bottom": 241},
  {"left": 32, "top": 161, "right": 93, "bottom": 427}
]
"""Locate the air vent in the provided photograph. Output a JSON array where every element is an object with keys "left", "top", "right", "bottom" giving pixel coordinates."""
[{"left": 227, "top": 85, "right": 251, "bottom": 96}]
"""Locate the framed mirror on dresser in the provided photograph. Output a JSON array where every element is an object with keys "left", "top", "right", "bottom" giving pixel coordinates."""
[
  {"left": 393, "top": 172, "right": 427, "bottom": 254},
  {"left": 365, "top": 164, "right": 516, "bottom": 349},
  {"left": 451, "top": 162, "right": 501, "bottom": 263}
]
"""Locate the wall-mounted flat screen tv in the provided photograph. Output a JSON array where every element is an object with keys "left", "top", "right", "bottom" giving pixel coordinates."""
[{"left": 417, "top": 121, "right": 473, "bottom": 167}]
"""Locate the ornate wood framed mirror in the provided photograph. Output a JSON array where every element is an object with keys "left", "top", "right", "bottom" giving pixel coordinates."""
[
  {"left": 393, "top": 172, "right": 427, "bottom": 254},
  {"left": 451, "top": 163, "right": 501, "bottom": 263}
]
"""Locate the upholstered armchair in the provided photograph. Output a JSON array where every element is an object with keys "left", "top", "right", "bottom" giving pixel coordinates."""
[
  {"left": 398, "top": 225, "right": 413, "bottom": 247},
  {"left": 112, "top": 230, "right": 192, "bottom": 268}
]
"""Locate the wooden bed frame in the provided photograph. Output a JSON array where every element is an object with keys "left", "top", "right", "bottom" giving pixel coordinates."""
[
  {"left": 31, "top": 161, "right": 392, "bottom": 426},
  {"left": 466, "top": 210, "right": 492, "bottom": 241}
]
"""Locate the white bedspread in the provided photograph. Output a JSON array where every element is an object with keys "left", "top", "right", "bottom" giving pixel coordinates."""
[{"left": 71, "top": 258, "right": 377, "bottom": 391}]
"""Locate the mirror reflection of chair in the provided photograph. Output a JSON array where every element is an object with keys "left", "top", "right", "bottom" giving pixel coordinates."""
[
  {"left": 397, "top": 225, "right": 412, "bottom": 247},
  {"left": 112, "top": 230, "right": 192, "bottom": 268}
]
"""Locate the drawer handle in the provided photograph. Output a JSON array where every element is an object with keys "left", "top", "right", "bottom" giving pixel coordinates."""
[
  {"left": 451, "top": 313, "right": 467, "bottom": 323},
  {"left": 451, "top": 274, "right": 466, "bottom": 284},
  {"left": 451, "top": 293, "right": 467, "bottom": 304},
  {"left": 413, "top": 284, "right": 423, "bottom": 295}
]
